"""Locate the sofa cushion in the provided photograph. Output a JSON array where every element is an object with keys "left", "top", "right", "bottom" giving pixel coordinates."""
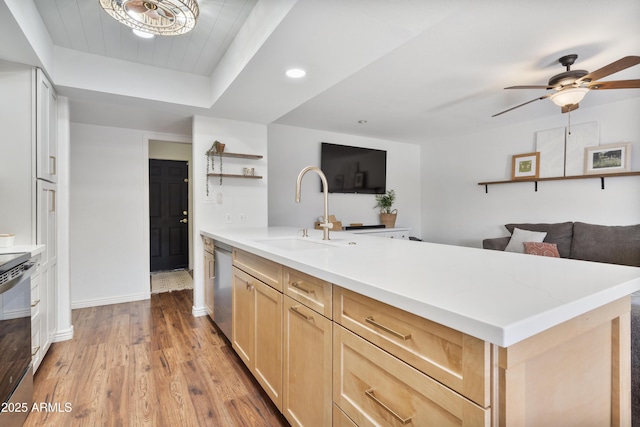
[
  {"left": 524, "top": 242, "right": 560, "bottom": 258},
  {"left": 505, "top": 222, "right": 574, "bottom": 258},
  {"left": 504, "top": 228, "right": 547, "bottom": 253},
  {"left": 570, "top": 222, "right": 640, "bottom": 267}
]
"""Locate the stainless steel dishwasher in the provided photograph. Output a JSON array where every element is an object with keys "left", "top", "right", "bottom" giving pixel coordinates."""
[{"left": 213, "top": 241, "right": 233, "bottom": 341}]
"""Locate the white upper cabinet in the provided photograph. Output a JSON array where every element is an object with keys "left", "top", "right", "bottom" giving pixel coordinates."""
[{"left": 36, "top": 69, "right": 58, "bottom": 183}]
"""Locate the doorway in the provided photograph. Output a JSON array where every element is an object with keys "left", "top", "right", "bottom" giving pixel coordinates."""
[{"left": 149, "top": 159, "right": 189, "bottom": 272}]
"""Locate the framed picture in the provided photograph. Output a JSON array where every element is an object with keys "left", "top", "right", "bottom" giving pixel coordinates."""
[
  {"left": 354, "top": 172, "right": 364, "bottom": 189},
  {"left": 512, "top": 152, "right": 540, "bottom": 180},
  {"left": 584, "top": 142, "right": 631, "bottom": 175}
]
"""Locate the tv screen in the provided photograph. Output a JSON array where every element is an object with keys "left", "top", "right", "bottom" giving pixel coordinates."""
[{"left": 320, "top": 142, "right": 386, "bottom": 194}]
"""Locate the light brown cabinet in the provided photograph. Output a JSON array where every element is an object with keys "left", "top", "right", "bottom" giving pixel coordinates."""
[
  {"left": 283, "top": 295, "right": 332, "bottom": 426},
  {"left": 223, "top": 247, "right": 632, "bottom": 427},
  {"left": 232, "top": 251, "right": 283, "bottom": 410},
  {"left": 334, "top": 325, "right": 490, "bottom": 426},
  {"left": 203, "top": 237, "right": 214, "bottom": 319},
  {"left": 334, "top": 286, "right": 490, "bottom": 407}
]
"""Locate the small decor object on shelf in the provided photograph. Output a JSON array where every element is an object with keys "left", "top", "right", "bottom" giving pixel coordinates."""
[
  {"left": 584, "top": 142, "right": 632, "bottom": 175},
  {"left": 512, "top": 152, "right": 540, "bottom": 180},
  {"left": 374, "top": 189, "right": 397, "bottom": 228}
]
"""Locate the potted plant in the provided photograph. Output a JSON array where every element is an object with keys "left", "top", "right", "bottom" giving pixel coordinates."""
[{"left": 374, "top": 189, "right": 397, "bottom": 228}]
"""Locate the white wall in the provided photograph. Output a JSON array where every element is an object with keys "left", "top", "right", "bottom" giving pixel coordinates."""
[
  {"left": 423, "top": 98, "right": 640, "bottom": 247},
  {"left": 191, "top": 116, "right": 268, "bottom": 315},
  {"left": 70, "top": 123, "right": 150, "bottom": 307},
  {"left": 267, "top": 124, "right": 422, "bottom": 236}
]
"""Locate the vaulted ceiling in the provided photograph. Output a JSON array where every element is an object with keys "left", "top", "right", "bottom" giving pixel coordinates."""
[{"left": 2, "top": 0, "right": 639, "bottom": 143}]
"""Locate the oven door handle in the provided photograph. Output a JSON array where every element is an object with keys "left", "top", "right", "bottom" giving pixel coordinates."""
[{"left": 0, "top": 262, "right": 36, "bottom": 295}]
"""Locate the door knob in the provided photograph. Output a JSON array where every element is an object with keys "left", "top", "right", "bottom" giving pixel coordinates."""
[
  {"left": 183, "top": 210, "right": 188, "bottom": 215},
  {"left": 180, "top": 218, "right": 188, "bottom": 223}
]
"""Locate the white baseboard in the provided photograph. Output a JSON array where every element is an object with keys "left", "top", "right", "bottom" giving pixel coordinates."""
[
  {"left": 52, "top": 326, "right": 74, "bottom": 342},
  {"left": 71, "top": 293, "right": 149, "bottom": 309},
  {"left": 192, "top": 305, "right": 208, "bottom": 317}
]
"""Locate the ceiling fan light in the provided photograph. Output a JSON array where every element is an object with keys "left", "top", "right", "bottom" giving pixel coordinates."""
[
  {"left": 98, "top": 0, "right": 199, "bottom": 36},
  {"left": 550, "top": 87, "right": 589, "bottom": 107}
]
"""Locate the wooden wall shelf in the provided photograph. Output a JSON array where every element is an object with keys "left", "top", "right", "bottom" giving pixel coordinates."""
[
  {"left": 478, "top": 171, "right": 640, "bottom": 193},
  {"left": 206, "top": 151, "right": 263, "bottom": 160},
  {"left": 207, "top": 173, "right": 263, "bottom": 179}
]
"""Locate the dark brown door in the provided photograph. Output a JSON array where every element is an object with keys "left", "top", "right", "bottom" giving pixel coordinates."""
[{"left": 149, "top": 159, "right": 189, "bottom": 272}]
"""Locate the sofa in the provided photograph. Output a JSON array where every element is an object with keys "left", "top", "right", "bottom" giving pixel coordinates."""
[{"left": 483, "top": 221, "right": 640, "bottom": 425}]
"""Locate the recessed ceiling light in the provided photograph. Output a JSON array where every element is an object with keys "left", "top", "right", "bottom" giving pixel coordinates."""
[
  {"left": 132, "top": 29, "right": 155, "bottom": 39},
  {"left": 286, "top": 68, "right": 306, "bottom": 78}
]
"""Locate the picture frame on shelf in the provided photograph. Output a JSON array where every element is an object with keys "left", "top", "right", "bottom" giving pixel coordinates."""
[
  {"left": 584, "top": 142, "right": 631, "bottom": 175},
  {"left": 512, "top": 152, "right": 540, "bottom": 180}
]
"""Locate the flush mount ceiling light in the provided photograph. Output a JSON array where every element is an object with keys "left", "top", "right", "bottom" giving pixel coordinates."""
[{"left": 98, "top": 0, "right": 199, "bottom": 36}]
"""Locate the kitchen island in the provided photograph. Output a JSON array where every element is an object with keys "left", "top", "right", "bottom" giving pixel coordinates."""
[{"left": 201, "top": 226, "right": 640, "bottom": 426}]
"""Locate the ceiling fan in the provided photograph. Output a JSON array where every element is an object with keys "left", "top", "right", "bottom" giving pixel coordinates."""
[{"left": 492, "top": 54, "right": 640, "bottom": 117}]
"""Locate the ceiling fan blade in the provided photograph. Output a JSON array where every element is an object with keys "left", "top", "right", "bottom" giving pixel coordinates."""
[
  {"left": 505, "top": 85, "right": 555, "bottom": 90},
  {"left": 492, "top": 94, "right": 551, "bottom": 117},
  {"left": 588, "top": 79, "right": 640, "bottom": 90},
  {"left": 577, "top": 56, "right": 640, "bottom": 83},
  {"left": 561, "top": 103, "right": 579, "bottom": 114}
]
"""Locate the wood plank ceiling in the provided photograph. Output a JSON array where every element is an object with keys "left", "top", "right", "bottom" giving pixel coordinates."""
[{"left": 33, "top": 0, "right": 257, "bottom": 76}]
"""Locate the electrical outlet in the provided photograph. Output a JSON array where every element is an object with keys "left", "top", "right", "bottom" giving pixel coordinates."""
[
  {"left": 239, "top": 213, "right": 246, "bottom": 223},
  {"left": 225, "top": 213, "right": 232, "bottom": 223}
]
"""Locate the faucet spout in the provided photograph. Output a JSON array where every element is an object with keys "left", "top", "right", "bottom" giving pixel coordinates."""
[{"left": 295, "top": 166, "right": 332, "bottom": 240}]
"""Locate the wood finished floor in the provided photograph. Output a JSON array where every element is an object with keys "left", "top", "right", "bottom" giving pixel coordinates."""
[{"left": 24, "top": 290, "right": 289, "bottom": 427}]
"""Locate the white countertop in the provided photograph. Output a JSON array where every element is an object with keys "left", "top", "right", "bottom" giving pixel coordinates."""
[
  {"left": 0, "top": 245, "right": 45, "bottom": 257},
  {"left": 201, "top": 227, "right": 640, "bottom": 347}
]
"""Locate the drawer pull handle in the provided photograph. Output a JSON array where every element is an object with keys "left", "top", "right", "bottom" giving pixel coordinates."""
[
  {"left": 365, "top": 388, "right": 412, "bottom": 425},
  {"left": 31, "top": 299, "right": 41, "bottom": 307},
  {"left": 291, "top": 281, "right": 313, "bottom": 294},
  {"left": 289, "top": 305, "right": 312, "bottom": 321},
  {"left": 365, "top": 316, "right": 411, "bottom": 341},
  {"left": 32, "top": 346, "right": 40, "bottom": 357}
]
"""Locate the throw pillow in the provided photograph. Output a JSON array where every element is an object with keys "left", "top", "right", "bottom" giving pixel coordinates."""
[
  {"left": 505, "top": 222, "right": 573, "bottom": 257},
  {"left": 524, "top": 242, "right": 560, "bottom": 258},
  {"left": 504, "top": 228, "right": 547, "bottom": 253}
]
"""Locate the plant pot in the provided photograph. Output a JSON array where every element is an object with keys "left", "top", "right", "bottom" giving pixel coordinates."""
[
  {"left": 214, "top": 142, "right": 225, "bottom": 154},
  {"left": 379, "top": 209, "right": 397, "bottom": 228}
]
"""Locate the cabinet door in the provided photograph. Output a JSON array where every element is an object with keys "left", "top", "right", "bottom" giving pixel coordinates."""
[
  {"left": 254, "top": 280, "right": 283, "bottom": 410},
  {"left": 232, "top": 266, "right": 255, "bottom": 368},
  {"left": 283, "top": 296, "right": 332, "bottom": 427},
  {"left": 36, "top": 69, "right": 57, "bottom": 183},
  {"left": 37, "top": 180, "right": 57, "bottom": 268},
  {"left": 204, "top": 250, "right": 214, "bottom": 319}
]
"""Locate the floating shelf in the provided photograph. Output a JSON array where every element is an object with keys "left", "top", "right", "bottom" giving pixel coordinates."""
[
  {"left": 207, "top": 173, "right": 263, "bottom": 179},
  {"left": 478, "top": 171, "right": 640, "bottom": 193},
  {"left": 206, "top": 151, "right": 263, "bottom": 160}
]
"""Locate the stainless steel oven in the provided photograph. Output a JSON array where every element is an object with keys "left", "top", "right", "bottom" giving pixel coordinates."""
[{"left": 0, "top": 252, "right": 35, "bottom": 426}]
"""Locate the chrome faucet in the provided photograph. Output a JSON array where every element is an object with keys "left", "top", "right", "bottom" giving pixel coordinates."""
[{"left": 295, "top": 166, "right": 333, "bottom": 240}]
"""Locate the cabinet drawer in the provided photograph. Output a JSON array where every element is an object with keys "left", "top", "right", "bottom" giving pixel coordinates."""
[
  {"left": 31, "top": 317, "right": 42, "bottom": 368},
  {"left": 284, "top": 267, "right": 332, "bottom": 318},
  {"left": 334, "top": 325, "right": 489, "bottom": 427},
  {"left": 31, "top": 273, "right": 41, "bottom": 319},
  {"left": 334, "top": 287, "right": 490, "bottom": 407},
  {"left": 203, "top": 236, "right": 214, "bottom": 254},
  {"left": 233, "top": 249, "right": 282, "bottom": 291}
]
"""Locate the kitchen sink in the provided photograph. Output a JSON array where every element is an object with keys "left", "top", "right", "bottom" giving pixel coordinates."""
[{"left": 254, "top": 237, "right": 352, "bottom": 251}]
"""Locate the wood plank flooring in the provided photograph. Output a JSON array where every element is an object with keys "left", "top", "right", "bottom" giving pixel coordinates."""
[{"left": 24, "top": 290, "right": 289, "bottom": 427}]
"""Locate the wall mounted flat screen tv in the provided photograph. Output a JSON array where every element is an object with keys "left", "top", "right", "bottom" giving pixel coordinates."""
[{"left": 320, "top": 142, "right": 387, "bottom": 194}]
